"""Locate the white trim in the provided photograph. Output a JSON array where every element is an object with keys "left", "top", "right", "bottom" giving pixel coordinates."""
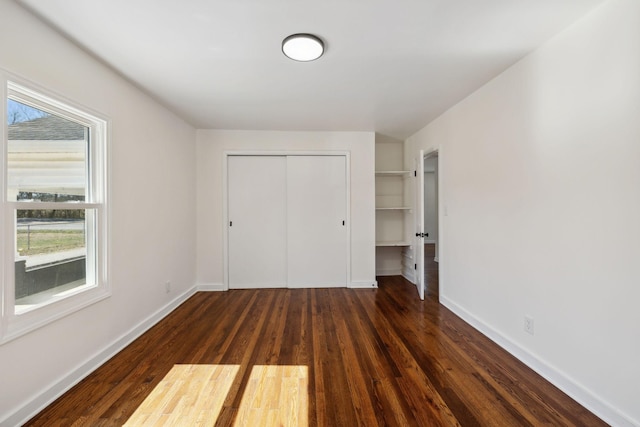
[
  {"left": 343, "top": 153, "right": 352, "bottom": 288},
  {"left": 0, "top": 74, "right": 6, "bottom": 342},
  {"left": 440, "top": 296, "right": 638, "bottom": 427},
  {"left": 401, "top": 271, "right": 415, "bottom": 283},
  {"left": 196, "top": 283, "right": 225, "bottom": 292},
  {"left": 6, "top": 201, "right": 100, "bottom": 210},
  {"left": 2, "top": 287, "right": 109, "bottom": 345},
  {"left": 434, "top": 147, "right": 444, "bottom": 295},
  {"left": 6, "top": 77, "right": 107, "bottom": 129},
  {"left": 350, "top": 280, "right": 378, "bottom": 289},
  {"left": 376, "top": 268, "right": 402, "bottom": 276},
  {"left": 222, "top": 154, "right": 229, "bottom": 291},
  {"left": 0, "top": 286, "right": 197, "bottom": 427}
]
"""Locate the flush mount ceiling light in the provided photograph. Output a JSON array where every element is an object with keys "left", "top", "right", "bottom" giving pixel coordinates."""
[{"left": 282, "top": 33, "right": 324, "bottom": 62}]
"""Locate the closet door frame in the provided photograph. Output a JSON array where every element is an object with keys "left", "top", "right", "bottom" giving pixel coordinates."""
[{"left": 222, "top": 151, "right": 351, "bottom": 291}]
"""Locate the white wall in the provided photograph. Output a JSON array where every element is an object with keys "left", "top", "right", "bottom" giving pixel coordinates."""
[
  {"left": 0, "top": 2, "right": 197, "bottom": 425},
  {"left": 405, "top": 0, "right": 640, "bottom": 425},
  {"left": 375, "top": 134, "right": 404, "bottom": 172},
  {"left": 196, "top": 130, "right": 376, "bottom": 289}
]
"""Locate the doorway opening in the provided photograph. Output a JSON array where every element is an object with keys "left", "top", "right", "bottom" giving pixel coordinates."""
[
  {"left": 414, "top": 150, "right": 440, "bottom": 300},
  {"left": 423, "top": 153, "right": 439, "bottom": 296}
]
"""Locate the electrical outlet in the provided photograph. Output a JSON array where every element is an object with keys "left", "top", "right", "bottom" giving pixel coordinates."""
[
  {"left": 524, "top": 316, "right": 534, "bottom": 335},
  {"left": 165, "top": 281, "right": 171, "bottom": 293}
]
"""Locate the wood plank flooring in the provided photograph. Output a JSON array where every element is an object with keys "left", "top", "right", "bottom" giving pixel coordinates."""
[
  {"left": 424, "top": 243, "right": 439, "bottom": 297},
  {"left": 25, "top": 275, "right": 606, "bottom": 426}
]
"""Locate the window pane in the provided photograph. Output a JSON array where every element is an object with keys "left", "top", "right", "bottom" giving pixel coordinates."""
[
  {"left": 15, "top": 209, "right": 92, "bottom": 311},
  {"left": 7, "top": 99, "right": 88, "bottom": 202}
]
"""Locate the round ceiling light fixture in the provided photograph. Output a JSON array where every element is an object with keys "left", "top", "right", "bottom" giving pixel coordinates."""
[{"left": 282, "top": 33, "right": 324, "bottom": 62}]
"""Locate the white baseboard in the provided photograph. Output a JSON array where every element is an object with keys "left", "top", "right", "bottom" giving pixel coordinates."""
[
  {"left": 196, "top": 282, "right": 225, "bottom": 291},
  {"left": 1, "top": 286, "right": 198, "bottom": 427},
  {"left": 402, "top": 272, "right": 415, "bottom": 283},
  {"left": 401, "top": 264, "right": 416, "bottom": 283},
  {"left": 440, "top": 296, "right": 638, "bottom": 427},
  {"left": 350, "top": 280, "right": 378, "bottom": 289},
  {"left": 376, "top": 268, "right": 402, "bottom": 276},
  {"left": 196, "top": 282, "right": 381, "bottom": 290}
]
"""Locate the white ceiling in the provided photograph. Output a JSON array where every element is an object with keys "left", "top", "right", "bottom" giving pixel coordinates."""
[{"left": 17, "top": 0, "right": 604, "bottom": 140}]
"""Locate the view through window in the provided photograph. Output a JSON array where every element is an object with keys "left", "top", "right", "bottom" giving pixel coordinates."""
[{"left": 8, "top": 98, "right": 93, "bottom": 312}]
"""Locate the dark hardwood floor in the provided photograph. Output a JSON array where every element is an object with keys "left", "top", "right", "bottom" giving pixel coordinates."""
[
  {"left": 25, "top": 267, "right": 606, "bottom": 425},
  {"left": 424, "top": 243, "right": 439, "bottom": 298}
]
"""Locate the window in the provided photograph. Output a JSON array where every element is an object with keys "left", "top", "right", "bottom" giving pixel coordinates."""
[{"left": 1, "top": 74, "right": 108, "bottom": 343}]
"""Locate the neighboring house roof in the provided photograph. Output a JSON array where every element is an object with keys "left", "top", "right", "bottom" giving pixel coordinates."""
[{"left": 8, "top": 115, "right": 85, "bottom": 140}]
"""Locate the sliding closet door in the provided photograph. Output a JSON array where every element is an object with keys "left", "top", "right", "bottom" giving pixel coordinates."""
[
  {"left": 287, "top": 156, "right": 347, "bottom": 288},
  {"left": 228, "top": 156, "right": 287, "bottom": 289}
]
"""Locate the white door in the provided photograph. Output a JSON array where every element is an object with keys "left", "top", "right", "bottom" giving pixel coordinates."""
[
  {"left": 287, "top": 156, "right": 347, "bottom": 288},
  {"left": 228, "top": 156, "right": 287, "bottom": 289},
  {"left": 415, "top": 152, "right": 425, "bottom": 300}
]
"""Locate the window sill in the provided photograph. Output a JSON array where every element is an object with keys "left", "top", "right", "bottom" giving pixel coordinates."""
[{"left": 1, "top": 284, "right": 110, "bottom": 345}]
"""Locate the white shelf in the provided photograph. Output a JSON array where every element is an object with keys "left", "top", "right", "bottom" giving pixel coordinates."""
[
  {"left": 375, "top": 170, "right": 412, "bottom": 176},
  {"left": 376, "top": 241, "right": 411, "bottom": 247},
  {"left": 375, "top": 140, "right": 409, "bottom": 273}
]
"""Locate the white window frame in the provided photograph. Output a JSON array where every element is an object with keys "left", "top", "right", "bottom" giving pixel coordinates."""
[{"left": 0, "top": 71, "right": 109, "bottom": 344}]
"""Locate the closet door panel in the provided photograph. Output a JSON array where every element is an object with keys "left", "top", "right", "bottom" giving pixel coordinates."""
[
  {"left": 228, "top": 156, "right": 287, "bottom": 288},
  {"left": 287, "top": 156, "right": 347, "bottom": 288}
]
